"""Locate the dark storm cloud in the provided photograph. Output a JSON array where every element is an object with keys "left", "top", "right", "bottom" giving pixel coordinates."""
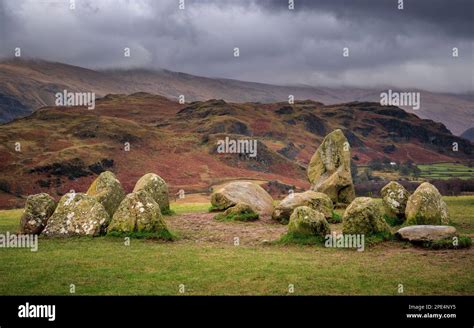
[
  {"left": 0, "top": 0, "right": 472, "bottom": 93},
  {"left": 257, "top": 0, "right": 473, "bottom": 38}
]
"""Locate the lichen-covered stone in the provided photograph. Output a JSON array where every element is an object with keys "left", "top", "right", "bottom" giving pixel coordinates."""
[
  {"left": 381, "top": 181, "right": 409, "bottom": 220},
  {"left": 210, "top": 181, "right": 274, "bottom": 215},
  {"left": 396, "top": 225, "right": 457, "bottom": 243},
  {"left": 86, "top": 171, "right": 125, "bottom": 217},
  {"left": 288, "top": 206, "right": 331, "bottom": 237},
  {"left": 133, "top": 173, "right": 170, "bottom": 213},
  {"left": 342, "top": 197, "right": 390, "bottom": 235},
  {"left": 405, "top": 182, "right": 449, "bottom": 225},
  {"left": 307, "top": 129, "right": 355, "bottom": 205},
  {"left": 43, "top": 192, "right": 110, "bottom": 237},
  {"left": 215, "top": 202, "right": 259, "bottom": 221},
  {"left": 20, "top": 193, "right": 57, "bottom": 234},
  {"left": 272, "top": 190, "right": 333, "bottom": 224},
  {"left": 108, "top": 190, "right": 169, "bottom": 233}
]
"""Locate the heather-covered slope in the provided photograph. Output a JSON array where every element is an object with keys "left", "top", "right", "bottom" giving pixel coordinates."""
[
  {"left": 1, "top": 59, "right": 473, "bottom": 135},
  {"left": 0, "top": 93, "right": 471, "bottom": 208}
]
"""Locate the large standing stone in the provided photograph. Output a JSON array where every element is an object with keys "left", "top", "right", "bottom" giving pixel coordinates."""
[
  {"left": 272, "top": 190, "right": 333, "bottom": 224},
  {"left": 288, "top": 206, "right": 331, "bottom": 237},
  {"left": 20, "top": 193, "right": 57, "bottom": 234},
  {"left": 86, "top": 171, "right": 125, "bottom": 217},
  {"left": 381, "top": 181, "right": 409, "bottom": 221},
  {"left": 210, "top": 181, "right": 274, "bottom": 215},
  {"left": 133, "top": 173, "right": 170, "bottom": 214},
  {"left": 307, "top": 129, "right": 355, "bottom": 205},
  {"left": 395, "top": 225, "right": 457, "bottom": 243},
  {"left": 342, "top": 197, "right": 390, "bottom": 235},
  {"left": 43, "top": 192, "right": 110, "bottom": 237},
  {"left": 108, "top": 190, "right": 169, "bottom": 233},
  {"left": 405, "top": 182, "right": 449, "bottom": 225}
]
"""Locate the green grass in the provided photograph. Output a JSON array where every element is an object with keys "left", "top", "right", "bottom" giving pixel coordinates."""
[
  {"left": 328, "top": 211, "right": 342, "bottom": 224},
  {"left": 276, "top": 232, "right": 325, "bottom": 246},
  {"left": 0, "top": 197, "right": 473, "bottom": 295},
  {"left": 421, "top": 236, "right": 472, "bottom": 250},
  {"left": 171, "top": 202, "right": 211, "bottom": 215},
  {"left": 417, "top": 163, "right": 474, "bottom": 180}
]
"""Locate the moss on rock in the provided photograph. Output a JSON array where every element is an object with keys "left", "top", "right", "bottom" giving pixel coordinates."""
[
  {"left": 214, "top": 202, "right": 259, "bottom": 222},
  {"left": 307, "top": 129, "right": 355, "bottom": 205},
  {"left": 20, "top": 193, "right": 57, "bottom": 234},
  {"left": 288, "top": 206, "right": 331, "bottom": 237},
  {"left": 43, "top": 192, "right": 110, "bottom": 237},
  {"left": 133, "top": 173, "right": 170, "bottom": 214},
  {"left": 108, "top": 190, "right": 169, "bottom": 234},
  {"left": 405, "top": 182, "right": 449, "bottom": 225},
  {"left": 381, "top": 181, "right": 409, "bottom": 222},
  {"left": 272, "top": 190, "right": 333, "bottom": 224},
  {"left": 342, "top": 197, "right": 391, "bottom": 236},
  {"left": 86, "top": 171, "right": 125, "bottom": 217}
]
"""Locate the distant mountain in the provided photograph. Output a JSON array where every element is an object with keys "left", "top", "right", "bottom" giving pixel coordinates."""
[
  {"left": 0, "top": 93, "right": 471, "bottom": 208},
  {"left": 461, "top": 127, "right": 474, "bottom": 142},
  {"left": 1, "top": 59, "right": 473, "bottom": 135}
]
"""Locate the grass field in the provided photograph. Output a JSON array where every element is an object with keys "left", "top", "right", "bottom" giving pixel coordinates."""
[
  {"left": 417, "top": 163, "right": 474, "bottom": 180},
  {"left": 0, "top": 197, "right": 472, "bottom": 295}
]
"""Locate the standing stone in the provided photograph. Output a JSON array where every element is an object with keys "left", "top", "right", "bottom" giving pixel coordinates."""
[
  {"left": 288, "top": 206, "right": 331, "bottom": 237},
  {"left": 20, "top": 193, "right": 57, "bottom": 234},
  {"left": 272, "top": 190, "right": 333, "bottom": 224},
  {"left": 307, "top": 129, "right": 355, "bottom": 205},
  {"left": 43, "top": 192, "right": 110, "bottom": 237},
  {"left": 86, "top": 171, "right": 125, "bottom": 217},
  {"left": 108, "top": 190, "right": 169, "bottom": 234},
  {"left": 210, "top": 181, "right": 274, "bottom": 215},
  {"left": 342, "top": 197, "right": 390, "bottom": 235},
  {"left": 381, "top": 181, "right": 409, "bottom": 221},
  {"left": 133, "top": 173, "right": 170, "bottom": 214},
  {"left": 405, "top": 182, "right": 449, "bottom": 225}
]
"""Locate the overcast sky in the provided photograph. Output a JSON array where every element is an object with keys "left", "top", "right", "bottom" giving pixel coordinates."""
[{"left": 0, "top": 0, "right": 472, "bottom": 93}]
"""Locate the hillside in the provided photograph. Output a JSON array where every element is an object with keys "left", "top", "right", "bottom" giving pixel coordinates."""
[
  {"left": 461, "top": 127, "right": 474, "bottom": 142},
  {"left": 0, "top": 93, "right": 471, "bottom": 209},
  {"left": 1, "top": 59, "right": 473, "bottom": 135}
]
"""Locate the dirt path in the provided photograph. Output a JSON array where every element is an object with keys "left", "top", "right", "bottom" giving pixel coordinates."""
[
  {"left": 167, "top": 213, "right": 287, "bottom": 246},
  {"left": 166, "top": 212, "right": 474, "bottom": 258}
]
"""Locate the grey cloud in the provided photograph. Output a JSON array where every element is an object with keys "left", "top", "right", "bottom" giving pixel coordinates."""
[{"left": 0, "top": 0, "right": 472, "bottom": 93}]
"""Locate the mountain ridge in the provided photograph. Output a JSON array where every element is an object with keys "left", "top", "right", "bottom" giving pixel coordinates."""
[{"left": 1, "top": 59, "right": 472, "bottom": 135}]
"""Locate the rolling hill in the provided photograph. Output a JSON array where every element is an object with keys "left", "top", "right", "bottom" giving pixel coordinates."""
[
  {"left": 1, "top": 59, "right": 473, "bottom": 135},
  {"left": 0, "top": 92, "right": 471, "bottom": 209}
]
